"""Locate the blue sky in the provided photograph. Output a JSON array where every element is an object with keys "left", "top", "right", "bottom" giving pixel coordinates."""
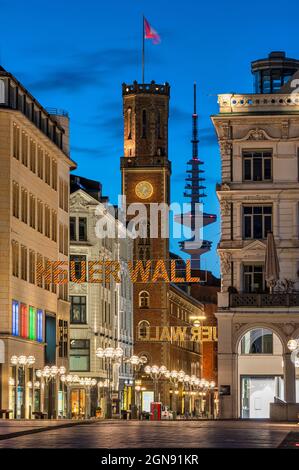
[{"left": 2, "top": 0, "right": 299, "bottom": 276}]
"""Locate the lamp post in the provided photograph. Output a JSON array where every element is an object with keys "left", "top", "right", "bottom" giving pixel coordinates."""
[
  {"left": 164, "top": 370, "right": 180, "bottom": 417},
  {"left": 60, "top": 373, "right": 80, "bottom": 418},
  {"left": 36, "top": 365, "right": 66, "bottom": 418},
  {"left": 125, "top": 355, "right": 147, "bottom": 419},
  {"left": 11, "top": 355, "right": 36, "bottom": 419},
  {"left": 144, "top": 365, "right": 168, "bottom": 403},
  {"left": 96, "top": 347, "right": 124, "bottom": 419}
]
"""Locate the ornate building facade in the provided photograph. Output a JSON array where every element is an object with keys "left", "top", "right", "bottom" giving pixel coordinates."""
[
  {"left": 69, "top": 175, "right": 134, "bottom": 417},
  {"left": 212, "top": 52, "right": 299, "bottom": 419}
]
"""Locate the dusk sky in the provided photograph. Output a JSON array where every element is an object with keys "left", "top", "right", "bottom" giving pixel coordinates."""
[{"left": 2, "top": 0, "right": 299, "bottom": 275}]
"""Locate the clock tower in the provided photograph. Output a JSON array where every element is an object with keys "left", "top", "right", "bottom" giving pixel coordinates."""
[{"left": 121, "top": 80, "right": 171, "bottom": 395}]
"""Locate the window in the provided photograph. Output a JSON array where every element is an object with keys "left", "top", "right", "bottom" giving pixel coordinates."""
[
  {"left": 12, "top": 240, "right": 19, "bottom": 277},
  {"left": 156, "top": 110, "right": 161, "bottom": 139},
  {"left": 44, "top": 258, "right": 50, "bottom": 291},
  {"left": 139, "top": 291, "right": 150, "bottom": 308},
  {"left": 44, "top": 205, "right": 51, "bottom": 238},
  {"left": 20, "top": 303, "right": 28, "bottom": 338},
  {"left": 29, "top": 194, "right": 36, "bottom": 228},
  {"left": 70, "top": 255, "right": 87, "bottom": 282},
  {"left": 127, "top": 107, "right": 132, "bottom": 139},
  {"left": 29, "top": 306, "right": 36, "bottom": 341},
  {"left": 63, "top": 181, "right": 68, "bottom": 212},
  {"left": 138, "top": 320, "right": 150, "bottom": 339},
  {"left": 12, "top": 181, "right": 19, "bottom": 218},
  {"left": 59, "top": 178, "right": 64, "bottom": 209},
  {"left": 63, "top": 225, "right": 68, "bottom": 255},
  {"left": 51, "top": 210, "right": 57, "bottom": 242},
  {"left": 70, "top": 339, "right": 90, "bottom": 372},
  {"left": 52, "top": 159, "right": 57, "bottom": 190},
  {"left": 37, "top": 147, "right": 43, "bottom": 179},
  {"left": 37, "top": 309, "right": 43, "bottom": 342},
  {"left": 20, "top": 245, "right": 27, "bottom": 281},
  {"left": 59, "top": 223, "right": 63, "bottom": 253},
  {"left": 36, "top": 253, "right": 43, "bottom": 288},
  {"left": 37, "top": 200, "right": 43, "bottom": 233},
  {"left": 243, "top": 265, "right": 265, "bottom": 293},
  {"left": 29, "top": 250, "right": 35, "bottom": 284},
  {"left": 58, "top": 320, "right": 68, "bottom": 357},
  {"left": 22, "top": 133, "right": 28, "bottom": 166},
  {"left": 70, "top": 217, "right": 76, "bottom": 241},
  {"left": 243, "top": 150, "right": 272, "bottom": 182},
  {"left": 21, "top": 188, "right": 28, "bottom": 223},
  {"left": 142, "top": 109, "right": 147, "bottom": 138},
  {"left": 70, "top": 296, "right": 87, "bottom": 324},
  {"left": 45, "top": 153, "right": 51, "bottom": 185},
  {"left": 12, "top": 300, "right": 19, "bottom": 336},
  {"left": 13, "top": 124, "right": 20, "bottom": 159},
  {"left": 79, "top": 217, "right": 87, "bottom": 241},
  {"left": 243, "top": 205, "right": 272, "bottom": 239},
  {"left": 241, "top": 328, "right": 273, "bottom": 354},
  {"left": 30, "top": 140, "right": 36, "bottom": 173}
]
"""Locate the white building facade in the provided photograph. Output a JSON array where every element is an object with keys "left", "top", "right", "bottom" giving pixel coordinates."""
[
  {"left": 69, "top": 183, "right": 133, "bottom": 418},
  {"left": 212, "top": 52, "right": 299, "bottom": 420}
]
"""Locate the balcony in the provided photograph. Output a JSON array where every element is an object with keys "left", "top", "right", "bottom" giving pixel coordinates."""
[
  {"left": 218, "top": 93, "right": 299, "bottom": 114},
  {"left": 230, "top": 292, "right": 299, "bottom": 308}
]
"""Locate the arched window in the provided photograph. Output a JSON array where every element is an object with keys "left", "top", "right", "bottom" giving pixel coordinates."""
[
  {"left": 139, "top": 290, "right": 150, "bottom": 308},
  {"left": 127, "top": 107, "right": 132, "bottom": 139},
  {"left": 240, "top": 328, "right": 273, "bottom": 354},
  {"left": 142, "top": 110, "right": 147, "bottom": 139},
  {"left": 138, "top": 320, "right": 150, "bottom": 339}
]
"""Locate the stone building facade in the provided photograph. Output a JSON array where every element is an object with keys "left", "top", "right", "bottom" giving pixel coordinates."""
[
  {"left": 212, "top": 53, "right": 299, "bottom": 419},
  {"left": 69, "top": 176, "right": 133, "bottom": 417},
  {"left": 0, "top": 66, "right": 75, "bottom": 418}
]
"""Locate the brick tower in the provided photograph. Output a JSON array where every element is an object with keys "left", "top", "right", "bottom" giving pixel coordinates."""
[{"left": 120, "top": 80, "right": 171, "bottom": 402}]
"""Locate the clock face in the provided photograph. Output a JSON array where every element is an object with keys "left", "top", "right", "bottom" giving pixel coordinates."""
[{"left": 135, "top": 181, "right": 154, "bottom": 200}]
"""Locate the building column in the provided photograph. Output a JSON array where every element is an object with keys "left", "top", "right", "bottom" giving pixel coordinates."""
[{"left": 283, "top": 352, "right": 296, "bottom": 403}]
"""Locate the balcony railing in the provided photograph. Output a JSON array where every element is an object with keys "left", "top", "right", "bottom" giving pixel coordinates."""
[{"left": 230, "top": 292, "right": 299, "bottom": 308}]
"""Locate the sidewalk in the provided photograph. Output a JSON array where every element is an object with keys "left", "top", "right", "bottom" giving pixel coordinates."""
[{"left": 0, "top": 419, "right": 95, "bottom": 440}]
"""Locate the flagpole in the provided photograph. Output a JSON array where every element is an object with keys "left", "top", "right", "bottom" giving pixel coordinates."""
[{"left": 142, "top": 15, "right": 145, "bottom": 84}]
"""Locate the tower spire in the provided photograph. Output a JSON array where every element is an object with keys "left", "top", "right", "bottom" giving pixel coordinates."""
[
  {"left": 192, "top": 82, "right": 199, "bottom": 160},
  {"left": 175, "top": 84, "right": 217, "bottom": 271}
]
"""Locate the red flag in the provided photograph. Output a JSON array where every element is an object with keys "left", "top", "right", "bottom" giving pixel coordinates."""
[{"left": 144, "top": 17, "right": 161, "bottom": 45}]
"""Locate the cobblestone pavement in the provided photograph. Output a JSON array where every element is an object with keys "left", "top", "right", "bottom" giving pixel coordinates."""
[{"left": 0, "top": 420, "right": 298, "bottom": 448}]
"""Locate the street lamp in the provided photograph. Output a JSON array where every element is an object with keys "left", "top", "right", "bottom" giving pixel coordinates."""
[
  {"left": 10, "top": 355, "right": 36, "bottom": 419},
  {"left": 36, "top": 365, "right": 66, "bottom": 418},
  {"left": 125, "top": 355, "right": 147, "bottom": 419},
  {"left": 96, "top": 347, "right": 124, "bottom": 419},
  {"left": 144, "top": 365, "right": 168, "bottom": 402}
]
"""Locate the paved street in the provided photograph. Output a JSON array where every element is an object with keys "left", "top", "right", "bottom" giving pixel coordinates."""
[{"left": 0, "top": 420, "right": 298, "bottom": 448}]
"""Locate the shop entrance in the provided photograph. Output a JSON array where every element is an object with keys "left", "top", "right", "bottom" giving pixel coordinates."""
[{"left": 71, "top": 389, "right": 86, "bottom": 418}]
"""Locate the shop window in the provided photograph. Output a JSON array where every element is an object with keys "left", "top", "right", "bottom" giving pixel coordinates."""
[
  {"left": 37, "top": 309, "right": 43, "bottom": 343},
  {"left": 20, "top": 303, "right": 28, "bottom": 338},
  {"left": 29, "top": 306, "right": 36, "bottom": 341},
  {"left": 12, "top": 300, "right": 19, "bottom": 336}
]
